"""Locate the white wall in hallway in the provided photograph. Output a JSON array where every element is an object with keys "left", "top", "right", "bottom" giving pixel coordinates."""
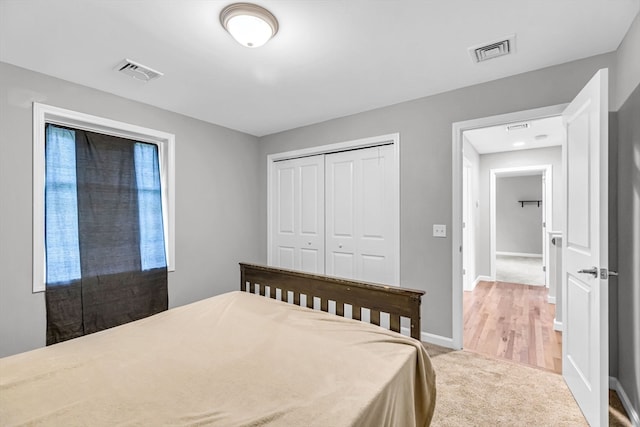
[
  {"left": 496, "top": 175, "right": 543, "bottom": 255},
  {"left": 477, "top": 146, "right": 562, "bottom": 277}
]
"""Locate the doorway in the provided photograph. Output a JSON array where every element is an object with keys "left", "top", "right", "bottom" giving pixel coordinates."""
[
  {"left": 490, "top": 165, "right": 553, "bottom": 287},
  {"left": 451, "top": 104, "right": 567, "bottom": 355},
  {"left": 461, "top": 119, "right": 562, "bottom": 373},
  {"left": 494, "top": 173, "right": 545, "bottom": 285},
  {"left": 453, "top": 70, "right": 611, "bottom": 425}
]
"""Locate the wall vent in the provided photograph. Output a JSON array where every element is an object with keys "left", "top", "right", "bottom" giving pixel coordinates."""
[
  {"left": 506, "top": 122, "right": 530, "bottom": 132},
  {"left": 115, "top": 59, "right": 163, "bottom": 82},
  {"left": 469, "top": 35, "right": 515, "bottom": 63}
]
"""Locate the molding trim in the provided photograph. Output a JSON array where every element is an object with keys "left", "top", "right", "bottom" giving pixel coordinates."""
[
  {"left": 496, "top": 251, "right": 543, "bottom": 258},
  {"left": 421, "top": 332, "right": 458, "bottom": 349},
  {"left": 466, "top": 275, "right": 492, "bottom": 291},
  {"left": 610, "top": 376, "right": 640, "bottom": 426},
  {"left": 465, "top": 276, "right": 479, "bottom": 291},
  {"left": 32, "top": 102, "right": 176, "bottom": 293},
  {"left": 547, "top": 295, "right": 556, "bottom": 304},
  {"left": 399, "top": 328, "right": 457, "bottom": 350},
  {"left": 553, "top": 319, "right": 563, "bottom": 331}
]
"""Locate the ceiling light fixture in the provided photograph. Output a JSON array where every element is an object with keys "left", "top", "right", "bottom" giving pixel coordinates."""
[
  {"left": 220, "top": 3, "right": 278, "bottom": 48},
  {"left": 512, "top": 141, "right": 526, "bottom": 147}
]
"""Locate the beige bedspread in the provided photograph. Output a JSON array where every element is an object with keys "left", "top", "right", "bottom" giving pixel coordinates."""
[{"left": 0, "top": 291, "right": 436, "bottom": 426}]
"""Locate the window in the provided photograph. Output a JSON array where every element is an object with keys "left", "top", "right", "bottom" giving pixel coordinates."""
[
  {"left": 33, "top": 103, "right": 175, "bottom": 292},
  {"left": 44, "top": 125, "right": 81, "bottom": 284}
]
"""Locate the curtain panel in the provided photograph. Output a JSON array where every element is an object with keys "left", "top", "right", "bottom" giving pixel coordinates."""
[{"left": 45, "top": 125, "right": 168, "bottom": 345}]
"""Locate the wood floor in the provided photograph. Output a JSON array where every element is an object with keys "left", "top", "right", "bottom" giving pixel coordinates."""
[
  {"left": 462, "top": 281, "right": 632, "bottom": 425},
  {"left": 463, "top": 280, "right": 562, "bottom": 373}
]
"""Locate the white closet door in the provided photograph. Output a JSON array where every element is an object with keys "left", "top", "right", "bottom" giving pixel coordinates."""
[
  {"left": 325, "top": 145, "right": 396, "bottom": 285},
  {"left": 271, "top": 155, "right": 324, "bottom": 274}
]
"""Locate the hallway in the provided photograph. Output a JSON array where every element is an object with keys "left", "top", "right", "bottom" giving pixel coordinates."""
[
  {"left": 463, "top": 280, "right": 561, "bottom": 373},
  {"left": 495, "top": 255, "right": 545, "bottom": 286}
]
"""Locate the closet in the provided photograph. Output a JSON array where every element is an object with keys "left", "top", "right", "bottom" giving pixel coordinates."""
[{"left": 270, "top": 144, "right": 397, "bottom": 285}]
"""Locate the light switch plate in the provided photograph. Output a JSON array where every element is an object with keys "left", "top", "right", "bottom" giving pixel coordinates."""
[{"left": 433, "top": 224, "right": 447, "bottom": 238}]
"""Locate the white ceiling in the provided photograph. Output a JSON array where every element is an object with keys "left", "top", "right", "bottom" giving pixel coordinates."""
[
  {"left": 464, "top": 116, "right": 563, "bottom": 154},
  {"left": 1, "top": 0, "right": 638, "bottom": 137}
]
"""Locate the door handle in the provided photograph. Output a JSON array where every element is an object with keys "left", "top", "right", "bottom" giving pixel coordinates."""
[{"left": 577, "top": 267, "right": 598, "bottom": 278}]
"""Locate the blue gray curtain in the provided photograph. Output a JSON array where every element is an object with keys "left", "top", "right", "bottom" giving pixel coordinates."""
[{"left": 45, "top": 124, "right": 168, "bottom": 345}]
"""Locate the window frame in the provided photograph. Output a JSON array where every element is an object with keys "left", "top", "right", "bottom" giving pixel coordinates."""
[{"left": 33, "top": 102, "right": 175, "bottom": 293}]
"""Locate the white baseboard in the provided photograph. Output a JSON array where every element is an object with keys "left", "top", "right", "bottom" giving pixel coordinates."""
[
  {"left": 401, "top": 327, "right": 456, "bottom": 349},
  {"left": 610, "top": 376, "right": 640, "bottom": 426},
  {"left": 553, "top": 319, "right": 563, "bottom": 331},
  {"left": 420, "top": 332, "right": 458, "bottom": 349},
  {"left": 496, "top": 251, "right": 543, "bottom": 258},
  {"left": 464, "top": 276, "right": 482, "bottom": 291},
  {"left": 547, "top": 295, "right": 556, "bottom": 304},
  {"left": 474, "top": 275, "right": 492, "bottom": 285}
]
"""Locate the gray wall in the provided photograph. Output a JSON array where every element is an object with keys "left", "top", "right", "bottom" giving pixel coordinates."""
[
  {"left": 614, "top": 11, "right": 640, "bottom": 419},
  {"left": 258, "top": 53, "right": 615, "bottom": 339},
  {"left": 477, "top": 147, "right": 562, "bottom": 277},
  {"left": 616, "top": 81, "right": 639, "bottom": 426},
  {"left": 0, "top": 62, "right": 262, "bottom": 357},
  {"left": 496, "top": 175, "right": 543, "bottom": 255},
  {"left": 1, "top": 14, "right": 637, "bottom": 417},
  {"left": 609, "top": 112, "right": 619, "bottom": 380},
  {"left": 611, "top": 85, "right": 640, "bottom": 426},
  {"left": 615, "top": 9, "right": 640, "bottom": 111}
]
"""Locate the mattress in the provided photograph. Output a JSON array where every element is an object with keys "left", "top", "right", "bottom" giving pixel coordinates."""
[{"left": 0, "top": 291, "right": 436, "bottom": 426}]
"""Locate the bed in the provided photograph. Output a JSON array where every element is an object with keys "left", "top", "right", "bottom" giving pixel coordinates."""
[{"left": 0, "top": 263, "right": 436, "bottom": 426}]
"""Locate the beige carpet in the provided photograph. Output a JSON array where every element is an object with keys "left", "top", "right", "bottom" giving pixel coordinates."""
[
  {"left": 425, "top": 344, "right": 633, "bottom": 426},
  {"left": 425, "top": 343, "right": 588, "bottom": 426}
]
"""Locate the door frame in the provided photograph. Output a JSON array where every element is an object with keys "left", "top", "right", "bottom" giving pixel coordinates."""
[
  {"left": 451, "top": 104, "right": 567, "bottom": 349},
  {"left": 489, "top": 164, "right": 553, "bottom": 283},
  {"left": 267, "top": 133, "right": 401, "bottom": 285},
  {"left": 462, "top": 158, "right": 472, "bottom": 290}
]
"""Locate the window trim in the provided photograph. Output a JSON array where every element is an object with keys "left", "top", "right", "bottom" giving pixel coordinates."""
[{"left": 33, "top": 102, "right": 175, "bottom": 293}]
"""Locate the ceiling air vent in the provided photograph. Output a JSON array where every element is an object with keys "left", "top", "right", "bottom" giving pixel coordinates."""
[
  {"left": 506, "top": 122, "right": 530, "bottom": 132},
  {"left": 469, "top": 35, "right": 515, "bottom": 63},
  {"left": 115, "top": 59, "right": 163, "bottom": 82}
]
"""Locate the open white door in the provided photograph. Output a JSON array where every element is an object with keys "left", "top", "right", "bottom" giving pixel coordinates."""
[{"left": 562, "top": 69, "right": 608, "bottom": 426}]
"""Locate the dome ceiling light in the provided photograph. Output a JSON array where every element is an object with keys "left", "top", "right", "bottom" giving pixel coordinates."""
[{"left": 220, "top": 3, "right": 279, "bottom": 48}]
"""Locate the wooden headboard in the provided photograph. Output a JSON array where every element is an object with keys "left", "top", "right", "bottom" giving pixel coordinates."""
[{"left": 240, "top": 263, "right": 425, "bottom": 340}]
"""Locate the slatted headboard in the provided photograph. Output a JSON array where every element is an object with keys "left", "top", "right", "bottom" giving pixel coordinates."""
[{"left": 240, "top": 263, "right": 425, "bottom": 340}]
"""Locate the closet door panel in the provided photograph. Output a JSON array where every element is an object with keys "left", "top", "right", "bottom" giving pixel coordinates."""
[
  {"left": 331, "top": 252, "right": 355, "bottom": 279},
  {"left": 331, "top": 160, "right": 355, "bottom": 237},
  {"left": 358, "top": 146, "right": 395, "bottom": 285},
  {"left": 277, "top": 246, "right": 295, "bottom": 269},
  {"left": 326, "top": 157, "right": 356, "bottom": 279},
  {"left": 300, "top": 163, "right": 321, "bottom": 236},
  {"left": 271, "top": 155, "right": 324, "bottom": 274},
  {"left": 326, "top": 145, "right": 395, "bottom": 284},
  {"left": 300, "top": 248, "right": 320, "bottom": 273},
  {"left": 271, "top": 144, "right": 396, "bottom": 285},
  {"left": 277, "top": 167, "right": 295, "bottom": 234}
]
